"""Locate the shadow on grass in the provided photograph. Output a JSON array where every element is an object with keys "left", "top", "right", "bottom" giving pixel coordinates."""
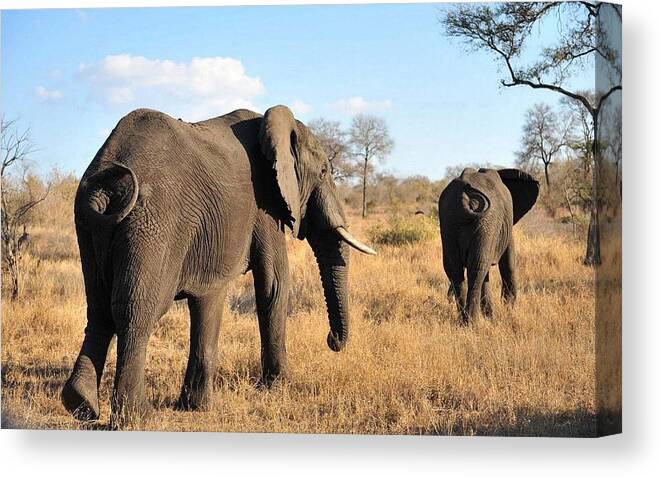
[
  {"left": 409, "top": 407, "right": 606, "bottom": 437},
  {"left": 3, "top": 363, "right": 617, "bottom": 436},
  {"left": 2, "top": 362, "right": 71, "bottom": 398},
  {"left": 1, "top": 408, "right": 23, "bottom": 429}
]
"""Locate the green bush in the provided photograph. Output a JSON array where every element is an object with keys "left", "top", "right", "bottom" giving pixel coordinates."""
[{"left": 367, "top": 215, "right": 438, "bottom": 246}]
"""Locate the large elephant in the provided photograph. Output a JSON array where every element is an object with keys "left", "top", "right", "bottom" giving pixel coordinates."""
[
  {"left": 438, "top": 168, "right": 539, "bottom": 324},
  {"left": 61, "top": 105, "right": 376, "bottom": 426}
]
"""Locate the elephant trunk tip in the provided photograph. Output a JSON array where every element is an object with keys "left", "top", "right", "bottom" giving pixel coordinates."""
[{"left": 326, "top": 331, "right": 346, "bottom": 352}]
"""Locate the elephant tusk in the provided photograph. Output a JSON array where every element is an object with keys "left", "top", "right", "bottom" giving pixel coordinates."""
[{"left": 335, "top": 227, "right": 377, "bottom": 256}]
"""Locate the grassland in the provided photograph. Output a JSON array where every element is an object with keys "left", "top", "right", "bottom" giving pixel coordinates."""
[{"left": 1, "top": 208, "right": 597, "bottom": 435}]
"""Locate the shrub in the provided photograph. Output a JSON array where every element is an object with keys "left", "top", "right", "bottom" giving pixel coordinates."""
[{"left": 367, "top": 215, "right": 438, "bottom": 246}]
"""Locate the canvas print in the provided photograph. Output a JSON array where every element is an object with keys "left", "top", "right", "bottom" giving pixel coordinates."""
[{"left": 1, "top": 2, "right": 621, "bottom": 436}]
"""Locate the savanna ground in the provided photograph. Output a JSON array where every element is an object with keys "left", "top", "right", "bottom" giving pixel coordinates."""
[{"left": 1, "top": 202, "right": 599, "bottom": 436}]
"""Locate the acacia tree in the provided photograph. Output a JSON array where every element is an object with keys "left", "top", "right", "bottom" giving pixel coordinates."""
[
  {"left": 553, "top": 92, "right": 596, "bottom": 233},
  {"left": 1, "top": 118, "right": 49, "bottom": 299},
  {"left": 516, "top": 103, "right": 572, "bottom": 190},
  {"left": 443, "top": 1, "right": 622, "bottom": 265},
  {"left": 348, "top": 114, "right": 394, "bottom": 218},
  {"left": 308, "top": 118, "right": 355, "bottom": 182}
]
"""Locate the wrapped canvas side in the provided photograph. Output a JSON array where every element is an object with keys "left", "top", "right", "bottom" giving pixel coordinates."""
[{"left": 595, "top": 1, "right": 622, "bottom": 437}]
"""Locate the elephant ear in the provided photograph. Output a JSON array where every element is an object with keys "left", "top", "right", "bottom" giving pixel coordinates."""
[
  {"left": 259, "top": 105, "right": 301, "bottom": 236},
  {"left": 497, "top": 169, "right": 540, "bottom": 225}
]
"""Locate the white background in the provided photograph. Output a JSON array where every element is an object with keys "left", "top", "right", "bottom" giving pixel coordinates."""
[{"left": 1, "top": 0, "right": 658, "bottom": 475}]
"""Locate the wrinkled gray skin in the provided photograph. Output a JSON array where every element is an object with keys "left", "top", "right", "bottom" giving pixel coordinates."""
[
  {"left": 61, "top": 105, "right": 376, "bottom": 427},
  {"left": 438, "top": 168, "right": 539, "bottom": 324}
]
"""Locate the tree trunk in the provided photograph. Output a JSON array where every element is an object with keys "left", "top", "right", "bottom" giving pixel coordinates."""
[
  {"left": 544, "top": 162, "right": 551, "bottom": 190},
  {"left": 361, "top": 157, "right": 368, "bottom": 218},
  {"left": 12, "top": 266, "right": 19, "bottom": 299},
  {"left": 584, "top": 112, "right": 601, "bottom": 266},
  {"left": 563, "top": 178, "right": 577, "bottom": 239},
  {"left": 585, "top": 208, "right": 601, "bottom": 266},
  {"left": 6, "top": 251, "right": 20, "bottom": 300}
]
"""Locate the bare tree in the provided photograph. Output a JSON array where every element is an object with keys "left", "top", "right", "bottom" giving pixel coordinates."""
[
  {"left": 1, "top": 118, "right": 49, "bottom": 299},
  {"left": 348, "top": 114, "right": 394, "bottom": 218},
  {"left": 443, "top": 2, "right": 622, "bottom": 265},
  {"left": 516, "top": 103, "right": 572, "bottom": 190},
  {"left": 308, "top": 118, "right": 355, "bottom": 182}
]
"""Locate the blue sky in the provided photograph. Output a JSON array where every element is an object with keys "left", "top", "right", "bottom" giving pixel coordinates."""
[{"left": 2, "top": 4, "right": 593, "bottom": 180}]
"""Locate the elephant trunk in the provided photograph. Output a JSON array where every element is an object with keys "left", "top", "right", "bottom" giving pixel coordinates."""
[{"left": 309, "top": 231, "right": 351, "bottom": 352}]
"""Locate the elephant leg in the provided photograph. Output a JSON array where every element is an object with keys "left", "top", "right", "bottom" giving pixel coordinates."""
[
  {"left": 480, "top": 272, "right": 493, "bottom": 317},
  {"left": 110, "top": 305, "right": 155, "bottom": 428},
  {"left": 62, "top": 304, "right": 114, "bottom": 421},
  {"left": 177, "top": 290, "right": 226, "bottom": 411},
  {"left": 111, "top": 317, "right": 152, "bottom": 428},
  {"left": 466, "top": 265, "right": 489, "bottom": 324},
  {"left": 442, "top": 242, "right": 468, "bottom": 322},
  {"left": 62, "top": 230, "right": 114, "bottom": 421},
  {"left": 251, "top": 217, "right": 291, "bottom": 386},
  {"left": 447, "top": 274, "right": 468, "bottom": 322},
  {"left": 108, "top": 240, "right": 177, "bottom": 428},
  {"left": 499, "top": 240, "right": 517, "bottom": 304},
  {"left": 446, "top": 270, "right": 466, "bottom": 304}
]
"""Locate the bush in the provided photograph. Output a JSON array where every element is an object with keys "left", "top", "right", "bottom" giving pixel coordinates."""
[{"left": 367, "top": 215, "right": 438, "bottom": 246}]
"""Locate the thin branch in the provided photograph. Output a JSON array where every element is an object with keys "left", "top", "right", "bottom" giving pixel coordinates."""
[
  {"left": 578, "top": 1, "right": 598, "bottom": 17},
  {"left": 501, "top": 75, "right": 594, "bottom": 113}
]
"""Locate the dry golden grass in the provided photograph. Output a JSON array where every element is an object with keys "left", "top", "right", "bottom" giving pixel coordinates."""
[{"left": 1, "top": 209, "right": 597, "bottom": 435}]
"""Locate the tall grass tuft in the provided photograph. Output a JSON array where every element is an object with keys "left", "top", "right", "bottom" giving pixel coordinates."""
[{"left": 367, "top": 215, "right": 438, "bottom": 246}]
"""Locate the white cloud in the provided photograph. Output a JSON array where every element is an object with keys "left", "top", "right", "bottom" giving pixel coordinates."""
[
  {"left": 34, "top": 86, "right": 63, "bottom": 102},
  {"left": 78, "top": 54, "right": 265, "bottom": 121},
  {"left": 329, "top": 96, "right": 392, "bottom": 114},
  {"left": 105, "top": 86, "right": 135, "bottom": 105},
  {"left": 291, "top": 99, "right": 312, "bottom": 116}
]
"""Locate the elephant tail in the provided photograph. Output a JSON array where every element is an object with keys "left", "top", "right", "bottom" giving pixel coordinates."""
[
  {"left": 461, "top": 186, "right": 490, "bottom": 219},
  {"left": 75, "top": 161, "right": 139, "bottom": 231}
]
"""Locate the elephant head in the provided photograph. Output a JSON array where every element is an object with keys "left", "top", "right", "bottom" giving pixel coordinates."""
[{"left": 259, "top": 105, "right": 376, "bottom": 351}]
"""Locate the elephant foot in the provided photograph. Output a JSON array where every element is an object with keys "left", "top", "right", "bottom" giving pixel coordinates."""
[
  {"left": 176, "top": 385, "right": 213, "bottom": 411},
  {"left": 110, "top": 394, "right": 153, "bottom": 430},
  {"left": 502, "top": 287, "right": 516, "bottom": 305},
  {"left": 259, "top": 368, "right": 285, "bottom": 389},
  {"left": 61, "top": 357, "right": 100, "bottom": 421},
  {"left": 458, "top": 310, "right": 470, "bottom": 326}
]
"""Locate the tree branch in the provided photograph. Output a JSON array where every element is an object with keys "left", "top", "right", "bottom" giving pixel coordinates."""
[
  {"left": 596, "top": 85, "right": 623, "bottom": 113},
  {"left": 501, "top": 76, "right": 594, "bottom": 113}
]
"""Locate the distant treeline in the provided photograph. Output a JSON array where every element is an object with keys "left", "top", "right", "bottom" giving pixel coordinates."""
[{"left": 337, "top": 174, "right": 447, "bottom": 216}]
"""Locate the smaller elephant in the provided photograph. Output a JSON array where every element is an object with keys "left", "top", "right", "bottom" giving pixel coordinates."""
[{"left": 438, "top": 168, "right": 539, "bottom": 324}]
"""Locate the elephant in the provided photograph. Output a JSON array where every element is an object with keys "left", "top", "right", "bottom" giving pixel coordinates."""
[
  {"left": 438, "top": 168, "right": 539, "bottom": 324},
  {"left": 61, "top": 105, "right": 377, "bottom": 427}
]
